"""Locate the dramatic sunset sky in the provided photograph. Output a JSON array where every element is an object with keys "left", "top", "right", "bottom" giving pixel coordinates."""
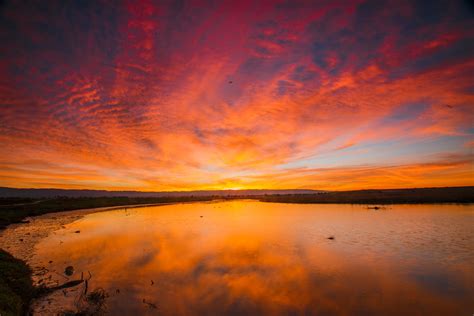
[{"left": 0, "top": 0, "right": 473, "bottom": 191}]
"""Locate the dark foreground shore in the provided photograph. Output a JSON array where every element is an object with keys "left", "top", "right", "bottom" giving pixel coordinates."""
[
  {"left": 0, "top": 250, "right": 35, "bottom": 315},
  {"left": 0, "top": 186, "right": 472, "bottom": 315}
]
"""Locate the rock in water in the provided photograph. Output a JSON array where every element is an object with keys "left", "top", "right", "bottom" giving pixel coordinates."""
[{"left": 64, "top": 266, "right": 74, "bottom": 276}]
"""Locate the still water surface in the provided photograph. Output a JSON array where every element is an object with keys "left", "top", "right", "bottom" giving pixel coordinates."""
[{"left": 31, "top": 201, "right": 473, "bottom": 315}]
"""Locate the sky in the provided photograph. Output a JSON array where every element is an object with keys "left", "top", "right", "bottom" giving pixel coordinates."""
[{"left": 0, "top": 0, "right": 473, "bottom": 191}]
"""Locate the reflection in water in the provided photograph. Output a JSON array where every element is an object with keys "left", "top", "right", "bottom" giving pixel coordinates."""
[{"left": 31, "top": 201, "right": 473, "bottom": 315}]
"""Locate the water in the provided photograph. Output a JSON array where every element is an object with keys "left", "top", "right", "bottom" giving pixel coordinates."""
[{"left": 24, "top": 201, "right": 474, "bottom": 314}]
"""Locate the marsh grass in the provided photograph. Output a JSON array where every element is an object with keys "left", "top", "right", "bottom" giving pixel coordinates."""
[{"left": 259, "top": 187, "right": 474, "bottom": 204}]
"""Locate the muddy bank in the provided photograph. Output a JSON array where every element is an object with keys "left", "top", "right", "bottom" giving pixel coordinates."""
[
  {"left": 0, "top": 203, "right": 171, "bottom": 315},
  {"left": 0, "top": 196, "right": 219, "bottom": 229}
]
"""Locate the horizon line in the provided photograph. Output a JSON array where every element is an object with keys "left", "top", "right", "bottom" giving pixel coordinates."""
[{"left": 1, "top": 185, "right": 473, "bottom": 194}]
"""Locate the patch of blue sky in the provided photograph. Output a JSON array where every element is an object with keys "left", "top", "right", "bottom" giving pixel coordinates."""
[{"left": 276, "top": 135, "right": 470, "bottom": 170}]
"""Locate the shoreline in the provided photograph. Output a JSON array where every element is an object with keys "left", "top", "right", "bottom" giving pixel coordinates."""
[{"left": 0, "top": 202, "right": 184, "bottom": 315}]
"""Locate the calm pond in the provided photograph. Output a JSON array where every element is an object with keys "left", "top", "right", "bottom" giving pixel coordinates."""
[{"left": 17, "top": 201, "right": 474, "bottom": 314}]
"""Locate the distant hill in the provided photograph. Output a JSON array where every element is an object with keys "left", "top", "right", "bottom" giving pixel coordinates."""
[{"left": 0, "top": 187, "right": 324, "bottom": 198}]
